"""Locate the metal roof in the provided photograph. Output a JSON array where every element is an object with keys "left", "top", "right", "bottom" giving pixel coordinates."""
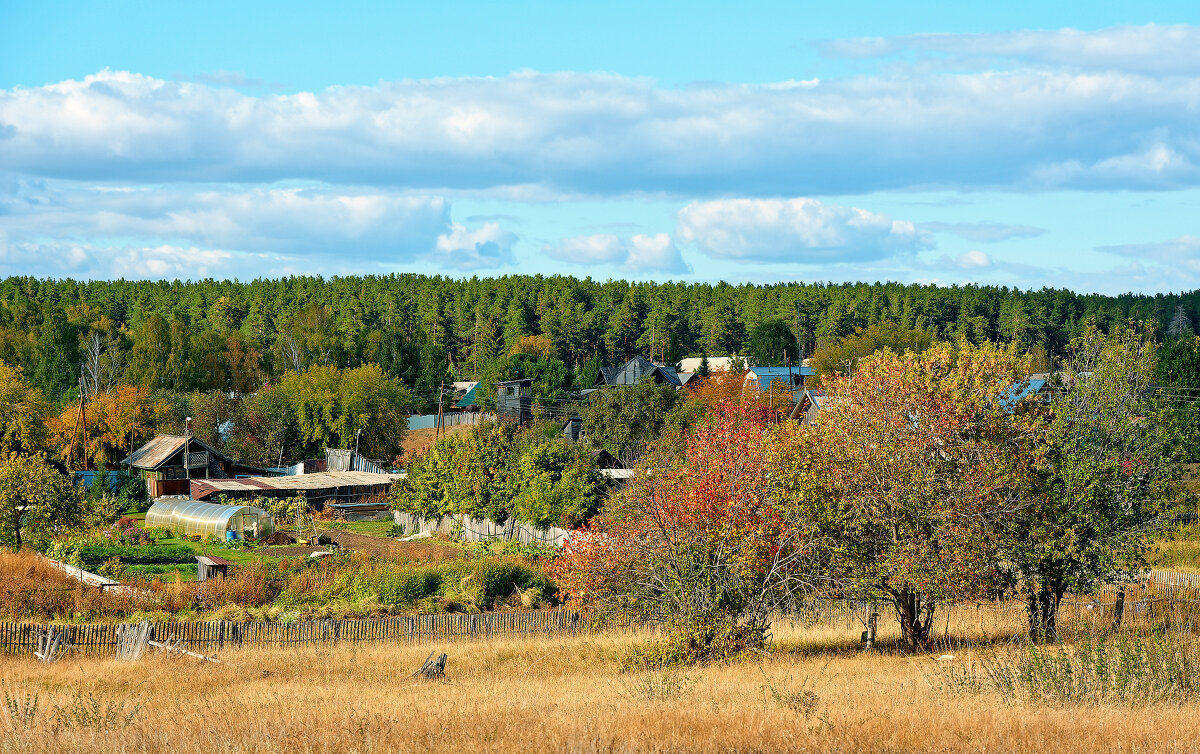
[
  {"left": 595, "top": 356, "right": 683, "bottom": 388},
  {"left": 196, "top": 555, "right": 233, "bottom": 567},
  {"left": 744, "top": 366, "right": 813, "bottom": 393},
  {"left": 194, "top": 470, "right": 405, "bottom": 494},
  {"left": 746, "top": 366, "right": 816, "bottom": 377},
  {"left": 999, "top": 378, "right": 1049, "bottom": 412},
  {"left": 455, "top": 383, "right": 479, "bottom": 408},
  {"left": 125, "top": 435, "right": 187, "bottom": 469}
]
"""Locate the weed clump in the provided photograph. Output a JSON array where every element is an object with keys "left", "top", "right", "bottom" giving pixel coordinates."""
[{"left": 932, "top": 631, "right": 1200, "bottom": 706}]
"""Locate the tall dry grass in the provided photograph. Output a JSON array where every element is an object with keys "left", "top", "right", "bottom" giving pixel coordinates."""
[{"left": 2, "top": 606, "right": 1199, "bottom": 753}]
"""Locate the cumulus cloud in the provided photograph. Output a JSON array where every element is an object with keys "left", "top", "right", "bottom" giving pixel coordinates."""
[
  {"left": 955, "top": 250, "right": 993, "bottom": 268},
  {"left": 818, "top": 24, "right": 1200, "bottom": 76},
  {"left": 920, "top": 221, "right": 1045, "bottom": 243},
  {"left": 674, "top": 198, "right": 930, "bottom": 263},
  {"left": 2, "top": 52, "right": 1200, "bottom": 195},
  {"left": 0, "top": 238, "right": 261, "bottom": 280},
  {"left": 542, "top": 232, "right": 689, "bottom": 274},
  {"left": 433, "top": 222, "right": 516, "bottom": 269},
  {"left": 0, "top": 175, "right": 524, "bottom": 276},
  {"left": 0, "top": 176, "right": 459, "bottom": 258}
]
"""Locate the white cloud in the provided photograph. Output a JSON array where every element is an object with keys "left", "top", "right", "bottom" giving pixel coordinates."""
[
  {"left": 675, "top": 198, "right": 930, "bottom": 263},
  {"left": 818, "top": 24, "right": 1200, "bottom": 76},
  {"left": 542, "top": 232, "right": 689, "bottom": 274},
  {"left": 434, "top": 222, "right": 516, "bottom": 269},
  {"left": 1, "top": 178, "right": 451, "bottom": 257},
  {"left": 0, "top": 176, "right": 526, "bottom": 276},
  {"left": 919, "top": 221, "right": 1044, "bottom": 243},
  {"left": 955, "top": 250, "right": 992, "bottom": 268},
  {"left": 1096, "top": 235, "right": 1200, "bottom": 271},
  {"left": 1, "top": 51, "right": 1200, "bottom": 195},
  {"left": 0, "top": 238, "right": 264, "bottom": 280}
]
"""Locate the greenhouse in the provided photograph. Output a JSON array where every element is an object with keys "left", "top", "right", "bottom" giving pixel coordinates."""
[{"left": 145, "top": 500, "right": 275, "bottom": 540}]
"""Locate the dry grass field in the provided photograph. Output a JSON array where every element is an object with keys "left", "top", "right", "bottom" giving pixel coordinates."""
[{"left": 2, "top": 604, "right": 1199, "bottom": 754}]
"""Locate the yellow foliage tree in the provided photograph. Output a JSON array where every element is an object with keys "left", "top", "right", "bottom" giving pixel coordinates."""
[
  {"left": 509, "top": 335, "right": 555, "bottom": 361},
  {"left": 0, "top": 361, "right": 51, "bottom": 457},
  {"left": 48, "top": 385, "right": 169, "bottom": 469}
]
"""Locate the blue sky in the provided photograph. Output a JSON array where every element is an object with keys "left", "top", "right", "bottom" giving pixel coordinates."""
[{"left": 3, "top": 1, "right": 1200, "bottom": 293}]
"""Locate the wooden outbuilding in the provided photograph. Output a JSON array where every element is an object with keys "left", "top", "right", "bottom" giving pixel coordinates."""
[{"left": 196, "top": 555, "right": 232, "bottom": 582}]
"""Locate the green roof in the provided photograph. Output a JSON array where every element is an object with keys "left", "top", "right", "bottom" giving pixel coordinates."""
[{"left": 455, "top": 384, "right": 479, "bottom": 408}]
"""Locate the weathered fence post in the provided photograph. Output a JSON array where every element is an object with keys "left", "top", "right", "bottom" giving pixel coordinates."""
[
  {"left": 115, "top": 621, "right": 152, "bottom": 660},
  {"left": 861, "top": 602, "right": 878, "bottom": 650},
  {"left": 34, "top": 627, "right": 68, "bottom": 663},
  {"left": 1110, "top": 589, "right": 1126, "bottom": 632}
]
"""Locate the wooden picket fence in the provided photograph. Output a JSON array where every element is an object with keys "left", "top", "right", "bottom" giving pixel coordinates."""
[
  {"left": 1149, "top": 568, "right": 1200, "bottom": 590},
  {"left": 0, "top": 609, "right": 583, "bottom": 656}
]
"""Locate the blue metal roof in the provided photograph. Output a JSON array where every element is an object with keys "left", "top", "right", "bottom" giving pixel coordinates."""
[
  {"left": 746, "top": 366, "right": 813, "bottom": 391},
  {"left": 999, "top": 378, "right": 1048, "bottom": 411}
]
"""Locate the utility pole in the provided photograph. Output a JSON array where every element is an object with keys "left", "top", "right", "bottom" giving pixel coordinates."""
[
  {"left": 184, "top": 416, "right": 192, "bottom": 483},
  {"left": 354, "top": 428, "right": 362, "bottom": 460},
  {"left": 435, "top": 381, "right": 445, "bottom": 439},
  {"left": 67, "top": 371, "right": 88, "bottom": 471}
]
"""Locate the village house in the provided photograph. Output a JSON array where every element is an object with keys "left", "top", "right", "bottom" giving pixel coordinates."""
[
  {"left": 595, "top": 355, "right": 684, "bottom": 389},
  {"left": 123, "top": 434, "right": 261, "bottom": 497}
]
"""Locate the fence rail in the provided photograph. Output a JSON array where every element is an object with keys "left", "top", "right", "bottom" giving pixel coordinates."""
[{"left": 0, "top": 609, "right": 582, "bottom": 655}]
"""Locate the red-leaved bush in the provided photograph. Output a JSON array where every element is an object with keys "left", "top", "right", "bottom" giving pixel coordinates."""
[{"left": 551, "top": 400, "right": 815, "bottom": 662}]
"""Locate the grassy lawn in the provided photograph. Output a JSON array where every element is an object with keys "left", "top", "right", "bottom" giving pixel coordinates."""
[
  {"left": 5, "top": 613, "right": 1200, "bottom": 753},
  {"left": 323, "top": 518, "right": 395, "bottom": 538},
  {"left": 1150, "top": 524, "right": 1200, "bottom": 573}
]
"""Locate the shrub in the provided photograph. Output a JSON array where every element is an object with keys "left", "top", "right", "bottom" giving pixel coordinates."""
[
  {"left": 96, "top": 557, "right": 126, "bottom": 580},
  {"left": 934, "top": 632, "right": 1200, "bottom": 706}
]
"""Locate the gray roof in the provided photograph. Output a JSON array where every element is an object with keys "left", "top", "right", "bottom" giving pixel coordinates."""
[
  {"left": 595, "top": 356, "right": 683, "bottom": 388},
  {"left": 124, "top": 434, "right": 232, "bottom": 471}
]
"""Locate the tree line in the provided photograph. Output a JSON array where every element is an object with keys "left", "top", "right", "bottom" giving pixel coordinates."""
[{"left": 3, "top": 274, "right": 1199, "bottom": 409}]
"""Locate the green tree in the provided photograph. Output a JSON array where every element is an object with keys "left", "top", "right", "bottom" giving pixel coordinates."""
[
  {"left": 0, "top": 453, "right": 81, "bottom": 548},
  {"left": 127, "top": 313, "right": 171, "bottom": 389},
  {"left": 227, "top": 386, "right": 298, "bottom": 467},
  {"left": 747, "top": 319, "right": 796, "bottom": 366},
  {"left": 508, "top": 438, "right": 604, "bottom": 528},
  {"left": 30, "top": 310, "right": 79, "bottom": 401},
  {"left": 810, "top": 322, "right": 933, "bottom": 381},
  {"left": 280, "top": 364, "right": 413, "bottom": 461},
  {"left": 580, "top": 379, "right": 680, "bottom": 466},
  {"left": 1011, "top": 323, "right": 1179, "bottom": 641}
]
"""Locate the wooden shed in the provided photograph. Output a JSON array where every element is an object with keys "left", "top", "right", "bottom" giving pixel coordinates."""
[{"left": 196, "top": 555, "right": 232, "bottom": 582}]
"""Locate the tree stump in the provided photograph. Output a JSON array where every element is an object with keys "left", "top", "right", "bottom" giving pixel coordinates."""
[{"left": 413, "top": 651, "right": 448, "bottom": 680}]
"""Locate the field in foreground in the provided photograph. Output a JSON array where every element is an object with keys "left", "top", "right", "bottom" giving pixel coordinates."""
[{"left": 2, "top": 608, "right": 1199, "bottom": 754}]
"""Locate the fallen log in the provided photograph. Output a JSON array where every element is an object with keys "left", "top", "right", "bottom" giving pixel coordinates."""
[{"left": 148, "top": 639, "right": 221, "bottom": 663}]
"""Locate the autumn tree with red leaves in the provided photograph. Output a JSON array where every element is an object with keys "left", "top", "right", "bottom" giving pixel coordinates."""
[
  {"left": 770, "top": 341, "right": 1041, "bottom": 653},
  {"left": 552, "top": 400, "right": 818, "bottom": 662}
]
